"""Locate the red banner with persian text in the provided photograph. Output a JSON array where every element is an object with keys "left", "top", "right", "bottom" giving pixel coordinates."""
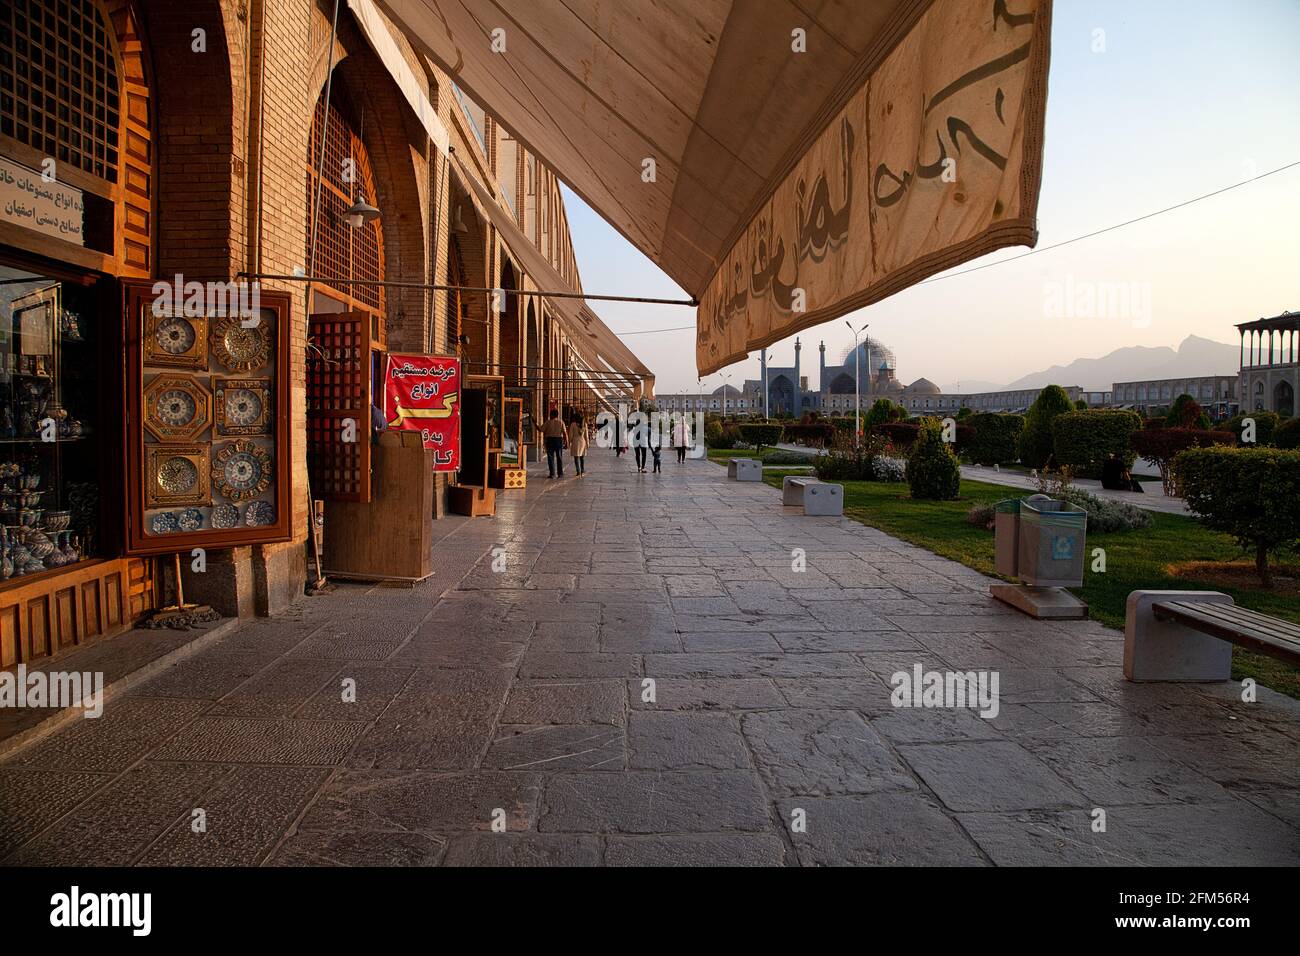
[{"left": 382, "top": 353, "right": 460, "bottom": 471}]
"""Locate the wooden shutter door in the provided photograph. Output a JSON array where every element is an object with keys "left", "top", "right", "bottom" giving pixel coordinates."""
[{"left": 307, "top": 312, "right": 373, "bottom": 502}]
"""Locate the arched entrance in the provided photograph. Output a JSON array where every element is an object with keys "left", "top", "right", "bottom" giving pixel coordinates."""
[
  {"left": 770, "top": 374, "right": 795, "bottom": 416},
  {"left": 1274, "top": 380, "right": 1295, "bottom": 418}
]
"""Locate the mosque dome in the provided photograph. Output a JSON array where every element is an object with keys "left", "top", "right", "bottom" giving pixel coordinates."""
[{"left": 903, "top": 377, "right": 941, "bottom": 395}]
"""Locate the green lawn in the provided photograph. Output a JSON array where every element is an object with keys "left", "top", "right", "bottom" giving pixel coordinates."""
[{"left": 760, "top": 474, "right": 1300, "bottom": 699}]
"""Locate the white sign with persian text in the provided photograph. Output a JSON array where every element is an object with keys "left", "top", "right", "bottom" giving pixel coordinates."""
[{"left": 0, "top": 156, "right": 85, "bottom": 245}]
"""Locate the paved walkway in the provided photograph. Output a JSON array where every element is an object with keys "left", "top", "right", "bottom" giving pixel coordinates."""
[
  {"left": 960, "top": 465, "right": 1190, "bottom": 515},
  {"left": 1, "top": 450, "right": 1296, "bottom": 866}
]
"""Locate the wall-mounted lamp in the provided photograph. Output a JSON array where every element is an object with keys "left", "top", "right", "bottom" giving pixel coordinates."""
[
  {"left": 451, "top": 205, "right": 469, "bottom": 235},
  {"left": 344, "top": 193, "right": 381, "bottom": 228}
]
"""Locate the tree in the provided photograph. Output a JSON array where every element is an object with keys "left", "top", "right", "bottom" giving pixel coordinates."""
[
  {"left": 736, "top": 422, "right": 783, "bottom": 455},
  {"left": 1166, "top": 394, "right": 1210, "bottom": 429},
  {"left": 1074, "top": 399, "right": 1088, "bottom": 410},
  {"left": 1176, "top": 447, "right": 1300, "bottom": 587},
  {"left": 865, "top": 397, "right": 904, "bottom": 429},
  {"left": 906, "top": 419, "right": 961, "bottom": 500},
  {"left": 1130, "top": 427, "right": 1235, "bottom": 495},
  {"left": 1018, "top": 385, "right": 1074, "bottom": 469}
]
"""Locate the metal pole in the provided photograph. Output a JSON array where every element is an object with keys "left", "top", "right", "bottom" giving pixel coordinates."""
[{"left": 236, "top": 272, "right": 697, "bottom": 307}]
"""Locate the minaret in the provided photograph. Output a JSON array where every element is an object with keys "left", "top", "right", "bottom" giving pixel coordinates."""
[
  {"left": 819, "top": 340, "right": 826, "bottom": 394},
  {"left": 794, "top": 338, "right": 802, "bottom": 413}
]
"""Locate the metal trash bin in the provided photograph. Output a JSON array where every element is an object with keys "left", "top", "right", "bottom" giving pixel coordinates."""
[
  {"left": 1017, "top": 495, "right": 1087, "bottom": 587},
  {"left": 993, "top": 498, "right": 1023, "bottom": 577}
]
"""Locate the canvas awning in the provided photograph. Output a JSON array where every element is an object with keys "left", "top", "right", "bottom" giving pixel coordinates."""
[
  {"left": 376, "top": 0, "right": 1052, "bottom": 375},
  {"left": 346, "top": 0, "right": 449, "bottom": 155},
  {"left": 448, "top": 155, "right": 655, "bottom": 400}
]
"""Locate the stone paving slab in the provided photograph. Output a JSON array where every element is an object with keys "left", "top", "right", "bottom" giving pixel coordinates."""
[{"left": 0, "top": 450, "right": 1296, "bottom": 866}]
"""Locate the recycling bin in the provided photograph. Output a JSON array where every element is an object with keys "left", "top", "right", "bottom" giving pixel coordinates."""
[
  {"left": 993, "top": 498, "right": 1022, "bottom": 577},
  {"left": 1017, "top": 495, "right": 1087, "bottom": 587}
]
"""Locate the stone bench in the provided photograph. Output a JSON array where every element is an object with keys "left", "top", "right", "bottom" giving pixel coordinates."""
[
  {"left": 727, "top": 458, "right": 762, "bottom": 481},
  {"left": 782, "top": 475, "right": 842, "bottom": 515},
  {"left": 1124, "top": 589, "right": 1300, "bottom": 681}
]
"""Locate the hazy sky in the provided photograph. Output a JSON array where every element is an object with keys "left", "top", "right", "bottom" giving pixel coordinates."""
[{"left": 559, "top": 0, "right": 1300, "bottom": 395}]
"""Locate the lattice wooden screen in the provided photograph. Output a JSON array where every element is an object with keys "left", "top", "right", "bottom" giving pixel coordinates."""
[
  {"left": 305, "top": 80, "right": 384, "bottom": 313},
  {"left": 0, "top": 0, "right": 121, "bottom": 180},
  {"left": 307, "top": 313, "right": 372, "bottom": 503}
]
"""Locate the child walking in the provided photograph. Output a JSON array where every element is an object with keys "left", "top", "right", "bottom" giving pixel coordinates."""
[{"left": 651, "top": 441, "right": 662, "bottom": 474}]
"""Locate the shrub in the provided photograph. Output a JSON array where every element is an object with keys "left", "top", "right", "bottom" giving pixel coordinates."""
[
  {"left": 813, "top": 431, "right": 885, "bottom": 481},
  {"left": 1166, "top": 394, "right": 1210, "bottom": 429},
  {"left": 1131, "top": 427, "right": 1235, "bottom": 495},
  {"left": 736, "top": 422, "right": 783, "bottom": 454},
  {"left": 872, "top": 456, "right": 907, "bottom": 482},
  {"left": 1222, "top": 410, "right": 1281, "bottom": 447},
  {"left": 966, "top": 413, "right": 1025, "bottom": 465},
  {"left": 781, "top": 422, "right": 834, "bottom": 447},
  {"left": 862, "top": 398, "right": 905, "bottom": 430},
  {"left": 906, "top": 419, "right": 961, "bottom": 500},
  {"left": 705, "top": 420, "right": 734, "bottom": 449},
  {"left": 966, "top": 501, "right": 997, "bottom": 530},
  {"left": 1275, "top": 417, "right": 1300, "bottom": 449},
  {"left": 876, "top": 421, "right": 920, "bottom": 452},
  {"left": 1175, "top": 446, "right": 1300, "bottom": 586},
  {"left": 1052, "top": 409, "right": 1143, "bottom": 474},
  {"left": 763, "top": 449, "right": 817, "bottom": 465},
  {"left": 1074, "top": 399, "right": 1088, "bottom": 410},
  {"left": 1055, "top": 486, "right": 1152, "bottom": 533},
  {"left": 1018, "top": 385, "right": 1074, "bottom": 469}
]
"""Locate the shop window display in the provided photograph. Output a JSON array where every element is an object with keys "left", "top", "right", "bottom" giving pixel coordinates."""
[
  {"left": 0, "top": 267, "right": 104, "bottom": 580},
  {"left": 123, "top": 281, "right": 292, "bottom": 554}
]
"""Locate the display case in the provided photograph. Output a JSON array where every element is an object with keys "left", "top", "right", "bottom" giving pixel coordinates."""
[
  {"left": 0, "top": 275, "right": 105, "bottom": 580},
  {"left": 122, "top": 281, "right": 292, "bottom": 555}
]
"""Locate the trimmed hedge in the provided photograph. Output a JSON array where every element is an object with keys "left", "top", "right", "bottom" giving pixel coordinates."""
[
  {"left": 736, "top": 423, "right": 783, "bottom": 453},
  {"left": 1275, "top": 417, "right": 1300, "bottom": 449},
  {"left": 876, "top": 421, "right": 920, "bottom": 452},
  {"left": 1052, "top": 408, "right": 1143, "bottom": 473},
  {"left": 781, "top": 422, "right": 834, "bottom": 447},
  {"left": 966, "top": 413, "right": 1025, "bottom": 465},
  {"left": 1018, "top": 385, "right": 1074, "bottom": 469},
  {"left": 906, "top": 419, "right": 961, "bottom": 500},
  {"left": 1175, "top": 446, "right": 1300, "bottom": 586},
  {"left": 1222, "top": 410, "right": 1281, "bottom": 446}
]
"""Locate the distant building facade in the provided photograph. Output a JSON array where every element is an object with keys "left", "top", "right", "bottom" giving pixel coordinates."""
[
  {"left": 1112, "top": 376, "right": 1237, "bottom": 418},
  {"left": 1237, "top": 311, "right": 1298, "bottom": 417}
]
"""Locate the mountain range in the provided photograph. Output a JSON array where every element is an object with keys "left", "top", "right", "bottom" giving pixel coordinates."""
[{"left": 941, "top": 335, "right": 1239, "bottom": 394}]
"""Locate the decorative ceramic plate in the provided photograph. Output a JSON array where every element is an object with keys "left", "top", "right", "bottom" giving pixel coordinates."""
[
  {"left": 211, "top": 504, "right": 239, "bottom": 529},
  {"left": 212, "top": 439, "right": 273, "bottom": 502},
  {"left": 158, "top": 456, "right": 199, "bottom": 494},
  {"left": 177, "top": 508, "right": 204, "bottom": 531},
  {"left": 145, "top": 444, "right": 210, "bottom": 508},
  {"left": 244, "top": 500, "right": 274, "bottom": 527},
  {"left": 151, "top": 511, "right": 180, "bottom": 534},
  {"left": 210, "top": 316, "right": 270, "bottom": 373}
]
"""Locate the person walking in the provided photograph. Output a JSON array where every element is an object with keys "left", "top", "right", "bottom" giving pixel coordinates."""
[
  {"left": 672, "top": 414, "right": 689, "bottom": 463},
  {"left": 568, "top": 411, "right": 589, "bottom": 476},
  {"left": 542, "top": 408, "right": 567, "bottom": 478},
  {"left": 651, "top": 439, "right": 662, "bottom": 474},
  {"left": 632, "top": 416, "right": 648, "bottom": 472}
]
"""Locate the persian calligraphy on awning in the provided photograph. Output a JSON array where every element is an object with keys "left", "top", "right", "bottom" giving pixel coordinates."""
[
  {"left": 374, "top": 0, "right": 1051, "bottom": 376},
  {"left": 697, "top": 0, "right": 1051, "bottom": 372}
]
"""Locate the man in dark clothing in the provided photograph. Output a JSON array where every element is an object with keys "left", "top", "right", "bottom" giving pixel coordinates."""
[{"left": 542, "top": 409, "right": 567, "bottom": 478}]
